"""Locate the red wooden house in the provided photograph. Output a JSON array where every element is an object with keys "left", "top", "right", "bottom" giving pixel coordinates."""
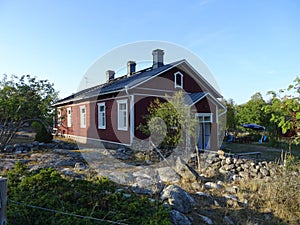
[{"left": 53, "top": 49, "right": 226, "bottom": 150}]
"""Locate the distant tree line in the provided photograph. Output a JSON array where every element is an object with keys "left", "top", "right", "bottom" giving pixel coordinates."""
[{"left": 224, "top": 77, "right": 300, "bottom": 146}]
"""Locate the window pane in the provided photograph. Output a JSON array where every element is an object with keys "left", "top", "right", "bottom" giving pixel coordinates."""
[
  {"left": 120, "top": 103, "right": 126, "bottom": 110},
  {"left": 176, "top": 74, "right": 182, "bottom": 86},
  {"left": 118, "top": 101, "right": 127, "bottom": 130},
  {"left": 204, "top": 116, "right": 211, "bottom": 122}
]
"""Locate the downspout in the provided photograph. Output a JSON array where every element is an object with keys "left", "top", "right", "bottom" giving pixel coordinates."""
[{"left": 218, "top": 108, "right": 227, "bottom": 118}]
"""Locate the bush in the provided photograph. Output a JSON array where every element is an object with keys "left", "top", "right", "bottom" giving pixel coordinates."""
[
  {"left": 6, "top": 163, "right": 171, "bottom": 225},
  {"left": 32, "top": 121, "right": 53, "bottom": 143}
]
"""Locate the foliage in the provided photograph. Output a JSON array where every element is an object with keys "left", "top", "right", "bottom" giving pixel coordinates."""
[
  {"left": 235, "top": 92, "right": 268, "bottom": 129},
  {"left": 32, "top": 121, "right": 53, "bottom": 143},
  {"left": 223, "top": 98, "right": 237, "bottom": 131},
  {"left": 138, "top": 91, "right": 196, "bottom": 149},
  {"left": 6, "top": 162, "right": 171, "bottom": 225},
  {"left": 263, "top": 77, "right": 300, "bottom": 146},
  {"left": 0, "top": 74, "right": 58, "bottom": 150}
]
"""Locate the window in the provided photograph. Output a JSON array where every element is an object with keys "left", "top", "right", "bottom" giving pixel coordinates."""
[
  {"left": 197, "top": 113, "right": 213, "bottom": 123},
  {"left": 67, "top": 107, "right": 72, "bottom": 127},
  {"left": 117, "top": 99, "right": 128, "bottom": 131},
  {"left": 57, "top": 109, "right": 61, "bottom": 126},
  {"left": 174, "top": 71, "right": 183, "bottom": 88},
  {"left": 80, "top": 105, "right": 86, "bottom": 128},
  {"left": 97, "top": 102, "right": 106, "bottom": 129}
]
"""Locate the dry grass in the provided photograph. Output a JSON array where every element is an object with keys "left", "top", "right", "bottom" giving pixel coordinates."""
[{"left": 237, "top": 164, "right": 300, "bottom": 225}]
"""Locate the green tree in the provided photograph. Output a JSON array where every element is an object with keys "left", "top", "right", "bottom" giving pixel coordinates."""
[
  {"left": 138, "top": 91, "right": 197, "bottom": 151},
  {"left": 235, "top": 92, "right": 267, "bottom": 128},
  {"left": 263, "top": 77, "right": 300, "bottom": 147},
  {"left": 223, "top": 98, "right": 237, "bottom": 131},
  {"left": 0, "top": 74, "right": 58, "bottom": 150}
]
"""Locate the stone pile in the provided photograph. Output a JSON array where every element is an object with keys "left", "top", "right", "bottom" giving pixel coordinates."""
[
  {"left": 1, "top": 140, "right": 79, "bottom": 153},
  {"left": 1, "top": 143, "right": 289, "bottom": 225},
  {"left": 191, "top": 151, "right": 281, "bottom": 182}
]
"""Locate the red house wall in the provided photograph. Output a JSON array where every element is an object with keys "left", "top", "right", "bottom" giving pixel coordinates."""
[
  {"left": 54, "top": 65, "right": 221, "bottom": 149},
  {"left": 93, "top": 97, "right": 130, "bottom": 145},
  {"left": 138, "top": 67, "right": 204, "bottom": 93}
]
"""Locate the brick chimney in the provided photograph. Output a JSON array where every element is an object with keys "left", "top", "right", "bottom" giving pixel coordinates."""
[
  {"left": 152, "top": 49, "right": 164, "bottom": 69},
  {"left": 127, "top": 61, "right": 136, "bottom": 76},
  {"left": 106, "top": 70, "right": 115, "bottom": 82}
]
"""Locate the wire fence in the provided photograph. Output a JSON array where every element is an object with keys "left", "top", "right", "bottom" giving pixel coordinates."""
[{"left": 8, "top": 199, "right": 129, "bottom": 225}]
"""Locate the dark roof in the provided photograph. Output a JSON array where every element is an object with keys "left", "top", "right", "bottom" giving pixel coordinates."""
[
  {"left": 53, "top": 59, "right": 223, "bottom": 106},
  {"left": 53, "top": 60, "right": 183, "bottom": 106},
  {"left": 184, "top": 92, "right": 207, "bottom": 105}
]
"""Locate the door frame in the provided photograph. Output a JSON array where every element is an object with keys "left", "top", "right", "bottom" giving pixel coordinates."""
[{"left": 195, "top": 113, "right": 213, "bottom": 150}]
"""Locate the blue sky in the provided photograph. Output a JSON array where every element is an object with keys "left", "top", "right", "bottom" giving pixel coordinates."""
[{"left": 0, "top": 0, "right": 299, "bottom": 104}]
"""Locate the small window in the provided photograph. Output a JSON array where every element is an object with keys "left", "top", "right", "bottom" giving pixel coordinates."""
[
  {"left": 198, "top": 113, "right": 213, "bottom": 123},
  {"left": 80, "top": 105, "right": 86, "bottom": 128},
  {"left": 57, "top": 109, "right": 61, "bottom": 126},
  {"left": 67, "top": 107, "right": 72, "bottom": 127},
  {"left": 174, "top": 71, "right": 183, "bottom": 88},
  {"left": 117, "top": 99, "right": 128, "bottom": 131},
  {"left": 97, "top": 102, "right": 106, "bottom": 129}
]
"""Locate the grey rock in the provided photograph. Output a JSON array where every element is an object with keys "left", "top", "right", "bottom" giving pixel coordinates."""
[
  {"left": 204, "top": 182, "right": 223, "bottom": 190},
  {"left": 161, "top": 185, "right": 195, "bottom": 214},
  {"left": 260, "top": 167, "right": 270, "bottom": 176},
  {"left": 198, "top": 214, "right": 213, "bottom": 225},
  {"left": 239, "top": 171, "right": 250, "bottom": 179},
  {"left": 157, "top": 167, "right": 181, "bottom": 183},
  {"left": 250, "top": 168, "right": 258, "bottom": 173},
  {"left": 219, "top": 155, "right": 226, "bottom": 160},
  {"left": 225, "top": 157, "right": 233, "bottom": 164},
  {"left": 32, "top": 141, "right": 40, "bottom": 146},
  {"left": 174, "top": 157, "right": 198, "bottom": 181},
  {"left": 131, "top": 168, "right": 164, "bottom": 195},
  {"left": 74, "top": 162, "right": 86, "bottom": 170},
  {"left": 196, "top": 191, "right": 214, "bottom": 205},
  {"left": 236, "top": 166, "right": 242, "bottom": 172},
  {"left": 55, "top": 158, "right": 76, "bottom": 167},
  {"left": 224, "top": 194, "right": 239, "bottom": 202},
  {"left": 222, "top": 164, "right": 235, "bottom": 171},
  {"left": 195, "top": 191, "right": 211, "bottom": 198},
  {"left": 218, "top": 167, "right": 227, "bottom": 174},
  {"left": 170, "top": 210, "right": 192, "bottom": 225},
  {"left": 225, "top": 186, "right": 238, "bottom": 194},
  {"left": 232, "top": 174, "right": 241, "bottom": 181},
  {"left": 224, "top": 215, "right": 235, "bottom": 225}
]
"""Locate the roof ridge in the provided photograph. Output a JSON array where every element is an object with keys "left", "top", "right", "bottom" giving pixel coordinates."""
[{"left": 53, "top": 60, "right": 185, "bottom": 105}]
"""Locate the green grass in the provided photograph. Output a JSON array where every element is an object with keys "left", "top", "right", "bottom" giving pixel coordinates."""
[{"left": 222, "top": 142, "right": 300, "bottom": 162}]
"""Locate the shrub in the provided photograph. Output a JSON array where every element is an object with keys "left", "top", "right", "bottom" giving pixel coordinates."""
[
  {"left": 6, "top": 163, "right": 171, "bottom": 225},
  {"left": 32, "top": 121, "right": 53, "bottom": 143}
]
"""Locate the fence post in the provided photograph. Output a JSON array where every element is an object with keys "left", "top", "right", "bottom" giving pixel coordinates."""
[{"left": 0, "top": 178, "right": 7, "bottom": 225}]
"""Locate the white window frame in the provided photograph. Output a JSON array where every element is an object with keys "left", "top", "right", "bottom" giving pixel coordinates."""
[
  {"left": 97, "top": 102, "right": 106, "bottom": 129},
  {"left": 174, "top": 71, "right": 183, "bottom": 88},
  {"left": 80, "top": 105, "right": 86, "bottom": 128},
  {"left": 195, "top": 113, "right": 213, "bottom": 123},
  {"left": 67, "top": 107, "right": 72, "bottom": 127},
  {"left": 117, "top": 99, "right": 128, "bottom": 131},
  {"left": 57, "top": 108, "right": 61, "bottom": 126}
]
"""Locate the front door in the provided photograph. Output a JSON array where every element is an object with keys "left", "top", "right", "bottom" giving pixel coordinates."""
[{"left": 197, "top": 113, "right": 212, "bottom": 150}]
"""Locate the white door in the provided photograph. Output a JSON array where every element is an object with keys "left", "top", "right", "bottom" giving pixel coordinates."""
[{"left": 197, "top": 113, "right": 212, "bottom": 150}]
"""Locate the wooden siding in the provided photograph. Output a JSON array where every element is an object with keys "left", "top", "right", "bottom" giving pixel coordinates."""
[
  {"left": 54, "top": 64, "right": 222, "bottom": 149},
  {"left": 137, "top": 66, "right": 204, "bottom": 93}
]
